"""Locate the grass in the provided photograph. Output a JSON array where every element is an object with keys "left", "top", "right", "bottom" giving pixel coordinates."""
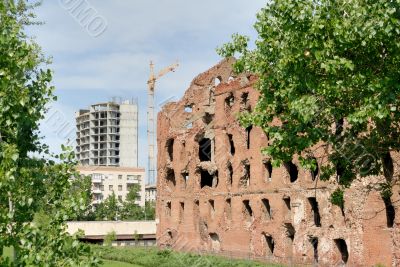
[
  {"left": 93, "top": 245, "right": 282, "bottom": 267},
  {"left": 3, "top": 245, "right": 282, "bottom": 266},
  {"left": 101, "top": 259, "right": 141, "bottom": 267},
  {"left": 2, "top": 246, "right": 140, "bottom": 267}
]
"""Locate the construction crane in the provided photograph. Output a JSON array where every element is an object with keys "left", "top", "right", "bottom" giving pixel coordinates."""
[{"left": 147, "top": 61, "right": 179, "bottom": 185}]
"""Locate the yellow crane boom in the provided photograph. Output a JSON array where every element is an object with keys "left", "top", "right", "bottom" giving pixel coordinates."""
[{"left": 147, "top": 61, "right": 179, "bottom": 184}]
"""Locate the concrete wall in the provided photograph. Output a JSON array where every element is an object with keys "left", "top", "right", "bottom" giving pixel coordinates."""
[
  {"left": 156, "top": 58, "right": 400, "bottom": 266},
  {"left": 119, "top": 102, "right": 139, "bottom": 167},
  {"left": 67, "top": 221, "right": 156, "bottom": 236}
]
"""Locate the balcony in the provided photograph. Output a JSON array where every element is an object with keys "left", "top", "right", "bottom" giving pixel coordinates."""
[
  {"left": 91, "top": 175, "right": 103, "bottom": 183},
  {"left": 127, "top": 175, "right": 142, "bottom": 184},
  {"left": 92, "top": 188, "right": 102, "bottom": 194}
]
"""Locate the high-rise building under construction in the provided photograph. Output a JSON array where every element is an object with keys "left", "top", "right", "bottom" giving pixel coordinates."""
[{"left": 75, "top": 99, "right": 138, "bottom": 167}]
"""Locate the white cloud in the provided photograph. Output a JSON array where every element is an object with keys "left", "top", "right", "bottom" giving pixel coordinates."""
[{"left": 31, "top": 0, "right": 267, "bottom": 170}]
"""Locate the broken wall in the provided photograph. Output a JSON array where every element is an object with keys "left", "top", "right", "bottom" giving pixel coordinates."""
[{"left": 156, "top": 58, "right": 400, "bottom": 266}]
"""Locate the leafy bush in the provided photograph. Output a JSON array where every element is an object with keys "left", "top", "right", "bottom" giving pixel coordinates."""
[{"left": 104, "top": 231, "right": 117, "bottom": 247}]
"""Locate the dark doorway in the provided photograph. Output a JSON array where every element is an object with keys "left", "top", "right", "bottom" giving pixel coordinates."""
[
  {"left": 166, "top": 138, "right": 174, "bottom": 161},
  {"left": 309, "top": 237, "right": 318, "bottom": 263},
  {"left": 264, "top": 234, "right": 274, "bottom": 256},
  {"left": 199, "top": 138, "right": 212, "bottom": 161},
  {"left": 284, "top": 161, "right": 298, "bottom": 183},
  {"left": 200, "top": 170, "right": 213, "bottom": 188},
  {"left": 308, "top": 197, "right": 321, "bottom": 227},
  {"left": 334, "top": 239, "right": 349, "bottom": 264},
  {"left": 383, "top": 197, "right": 395, "bottom": 228},
  {"left": 228, "top": 134, "right": 235, "bottom": 155}
]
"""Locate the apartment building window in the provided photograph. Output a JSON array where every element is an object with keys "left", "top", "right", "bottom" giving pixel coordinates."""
[
  {"left": 118, "top": 195, "right": 123, "bottom": 201},
  {"left": 127, "top": 175, "right": 141, "bottom": 182},
  {"left": 100, "top": 185, "right": 104, "bottom": 191},
  {"left": 109, "top": 185, "right": 113, "bottom": 191},
  {"left": 118, "top": 175, "right": 122, "bottom": 179},
  {"left": 92, "top": 173, "right": 103, "bottom": 180},
  {"left": 118, "top": 185, "right": 123, "bottom": 191}
]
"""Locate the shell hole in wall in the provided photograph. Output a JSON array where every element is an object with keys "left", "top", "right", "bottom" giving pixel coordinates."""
[
  {"left": 263, "top": 234, "right": 275, "bottom": 256},
  {"left": 334, "top": 239, "right": 349, "bottom": 264},
  {"left": 309, "top": 237, "right": 318, "bottom": 263},
  {"left": 181, "top": 171, "right": 189, "bottom": 189},
  {"left": 166, "top": 202, "right": 171, "bottom": 216},
  {"left": 283, "top": 197, "right": 291, "bottom": 211},
  {"left": 214, "top": 76, "right": 222, "bottom": 86},
  {"left": 311, "top": 157, "right": 319, "bottom": 181},
  {"left": 202, "top": 112, "right": 214, "bottom": 125},
  {"left": 227, "top": 162, "right": 233, "bottom": 186},
  {"left": 262, "top": 198, "right": 272, "bottom": 220},
  {"left": 184, "top": 104, "right": 193, "bottom": 113},
  {"left": 225, "top": 93, "right": 234, "bottom": 109},
  {"left": 209, "top": 233, "right": 221, "bottom": 251},
  {"left": 264, "top": 160, "right": 273, "bottom": 182},
  {"left": 199, "top": 138, "right": 212, "bottom": 162},
  {"left": 383, "top": 197, "right": 395, "bottom": 228},
  {"left": 209, "top": 199, "right": 215, "bottom": 218},
  {"left": 166, "top": 138, "right": 174, "bottom": 161},
  {"left": 225, "top": 198, "right": 232, "bottom": 220},
  {"left": 228, "top": 134, "right": 235, "bottom": 155},
  {"left": 243, "top": 200, "right": 253, "bottom": 221},
  {"left": 284, "top": 223, "right": 295, "bottom": 242},
  {"left": 383, "top": 152, "right": 394, "bottom": 181},
  {"left": 308, "top": 197, "right": 321, "bottom": 227},
  {"left": 179, "top": 202, "right": 184, "bottom": 223},
  {"left": 246, "top": 125, "right": 253, "bottom": 149},
  {"left": 240, "top": 161, "right": 250, "bottom": 187},
  {"left": 284, "top": 161, "right": 298, "bottom": 183},
  {"left": 200, "top": 169, "right": 213, "bottom": 188},
  {"left": 165, "top": 168, "right": 176, "bottom": 188}
]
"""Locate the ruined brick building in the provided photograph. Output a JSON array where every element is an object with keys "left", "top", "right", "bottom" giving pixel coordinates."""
[{"left": 156, "top": 58, "right": 400, "bottom": 266}]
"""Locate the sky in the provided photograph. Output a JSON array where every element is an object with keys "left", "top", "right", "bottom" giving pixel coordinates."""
[{"left": 30, "top": 0, "right": 267, "bottom": 171}]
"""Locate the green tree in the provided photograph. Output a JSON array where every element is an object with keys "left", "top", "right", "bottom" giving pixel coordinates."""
[
  {"left": 94, "top": 192, "right": 120, "bottom": 221},
  {"left": 69, "top": 175, "right": 96, "bottom": 221},
  {"left": 218, "top": 0, "right": 400, "bottom": 201},
  {"left": 144, "top": 201, "right": 156, "bottom": 220},
  {"left": 0, "top": 1, "right": 98, "bottom": 265},
  {"left": 120, "top": 184, "right": 144, "bottom": 220},
  {"left": 125, "top": 184, "right": 141, "bottom": 202},
  {"left": 103, "top": 231, "right": 116, "bottom": 247}
]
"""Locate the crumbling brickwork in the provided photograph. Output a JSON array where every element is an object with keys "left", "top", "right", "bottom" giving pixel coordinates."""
[{"left": 156, "top": 58, "right": 400, "bottom": 266}]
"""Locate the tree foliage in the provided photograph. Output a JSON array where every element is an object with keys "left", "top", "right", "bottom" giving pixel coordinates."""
[
  {"left": 91, "top": 184, "right": 155, "bottom": 221},
  {"left": 103, "top": 231, "right": 116, "bottom": 247},
  {"left": 0, "top": 1, "right": 98, "bottom": 265},
  {"left": 69, "top": 174, "right": 96, "bottom": 221},
  {"left": 218, "top": 0, "right": 400, "bottom": 196},
  {"left": 94, "top": 192, "right": 120, "bottom": 221},
  {"left": 143, "top": 201, "right": 155, "bottom": 220},
  {"left": 120, "top": 184, "right": 143, "bottom": 220}
]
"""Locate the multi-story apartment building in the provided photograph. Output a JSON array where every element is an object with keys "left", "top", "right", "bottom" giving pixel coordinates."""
[
  {"left": 78, "top": 166, "right": 146, "bottom": 207},
  {"left": 75, "top": 99, "right": 138, "bottom": 167},
  {"left": 75, "top": 99, "right": 145, "bottom": 205},
  {"left": 145, "top": 184, "right": 157, "bottom": 202}
]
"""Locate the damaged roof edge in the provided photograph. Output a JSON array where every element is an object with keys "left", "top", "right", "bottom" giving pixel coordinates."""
[{"left": 159, "top": 57, "right": 237, "bottom": 113}]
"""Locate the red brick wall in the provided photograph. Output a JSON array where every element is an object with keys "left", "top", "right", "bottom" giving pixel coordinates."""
[{"left": 156, "top": 58, "right": 400, "bottom": 266}]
